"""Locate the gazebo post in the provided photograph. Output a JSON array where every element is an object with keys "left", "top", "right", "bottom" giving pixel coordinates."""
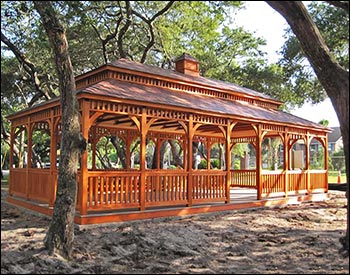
[
  {"left": 283, "top": 129, "right": 290, "bottom": 198},
  {"left": 79, "top": 99, "right": 90, "bottom": 215},
  {"left": 8, "top": 126, "right": 15, "bottom": 196},
  {"left": 26, "top": 121, "right": 33, "bottom": 200},
  {"left": 324, "top": 135, "right": 329, "bottom": 190},
  {"left": 187, "top": 114, "right": 193, "bottom": 207},
  {"left": 305, "top": 133, "right": 311, "bottom": 194},
  {"left": 139, "top": 108, "right": 147, "bottom": 211},
  {"left": 256, "top": 124, "right": 263, "bottom": 200},
  {"left": 225, "top": 120, "right": 232, "bottom": 204}
]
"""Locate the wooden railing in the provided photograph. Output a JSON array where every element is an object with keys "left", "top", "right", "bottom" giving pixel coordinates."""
[
  {"left": 145, "top": 170, "right": 188, "bottom": 206},
  {"left": 288, "top": 170, "right": 307, "bottom": 193},
  {"left": 260, "top": 169, "right": 327, "bottom": 197},
  {"left": 230, "top": 170, "right": 256, "bottom": 188},
  {"left": 86, "top": 171, "right": 141, "bottom": 210},
  {"left": 192, "top": 170, "right": 227, "bottom": 203},
  {"left": 9, "top": 168, "right": 54, "bottom": 204},
  {"left": 310, "top": 170, "right": 327, "bottom": 190},
  {"left": 9, "top": 168, "right": 26, "bottom": 197},
  {"left": 27, "top": 169, "right": 52, "bottom": 203},
  {"left": 262, "top": 170, "right": 285, "bottom": 194},
  {"left": 9, "top": 168, "right": 328, "bottom": 213}
]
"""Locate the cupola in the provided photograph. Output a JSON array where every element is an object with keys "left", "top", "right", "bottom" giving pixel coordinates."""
[{"left": 174, "top": 53, "right": 200, "bottom": 76}]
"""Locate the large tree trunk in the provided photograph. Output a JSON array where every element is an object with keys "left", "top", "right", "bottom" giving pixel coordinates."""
[
  {"left": 110, "top": 136, "right": 127, "bottom": 169},
  {"left": 266, "top": 1, "right": 349, "bottom": 255},
  {"left": 169, "top": 140, "right": 184, "bottom": 168},
  {"left": 34, "top": 1, "right": 86, "bottom": 259}
]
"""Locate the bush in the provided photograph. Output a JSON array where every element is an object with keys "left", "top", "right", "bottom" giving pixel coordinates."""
[
  {"left": 198, "top": 159, "right": 207, "bottom": 169},
  {"left": 210, "top": 159, "right": 220, "bottom": 169}
]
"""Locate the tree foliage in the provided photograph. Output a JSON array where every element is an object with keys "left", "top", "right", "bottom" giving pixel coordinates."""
[{"left": 277, "top": 1, "right": 349, "bottom": 107}]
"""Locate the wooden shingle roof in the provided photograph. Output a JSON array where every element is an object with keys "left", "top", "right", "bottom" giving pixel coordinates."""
[
  {"left": 108, "top": 59, "right": 279, "bottom": 104},
  {"left": 79, "top": 78, "right": 327, "bottom": 130}
]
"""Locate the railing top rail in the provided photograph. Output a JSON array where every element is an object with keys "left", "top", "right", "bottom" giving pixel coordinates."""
[
  {"left": 145, "top": 169, "right": 188, "bottom": 175},
  {"left": 230, "top": 169, "right": 257, "bottom": 173},
  {"left": 192, "top": 170, "right": 226, "bottom": 175},
  {"left": 261, "top": 170, "right": 284, "bottom": 175},
  {"left": 87, "top": 170, "right": 141, "bottom": 176},
  {"left": 309, "top": 169, "right": 327, "bottom": 174}
]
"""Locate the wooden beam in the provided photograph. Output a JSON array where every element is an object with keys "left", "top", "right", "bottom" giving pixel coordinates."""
[
  {"left": 187, "top": 114, "right": 193, "bottom": 207},
  {"left": 225, "top": 120, "right": 232, "bottom": 204},
  {"left": 256, "top": 124, "right": 263, "bottom": 200},
  {"left": 95, "top": 114, "right": 129, "bottom": 123},
  {"left": 306, "top": 133, "right": 311, "bottom": 194},
  {"left": 283, "top": 128, "right": 289, "bottom": 198},
  {"left": 80, "top": 99, "right": 90, "bottom": 215},
  {"left": 26, "top": 118, "right": 32, "bottom": 200},
  {"left": 140, "top": 108, "right": 147, "bottom": 211}
]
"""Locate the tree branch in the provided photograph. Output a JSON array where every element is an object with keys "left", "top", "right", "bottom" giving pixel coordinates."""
[
  {"left": 266, "top": 1, "right": 347, "bottom": 97},
  {"left": 117, "top": 1, "right": 132, "bottom": 59},
  {"left": 325, "top": 1, "right": 349, "bottom": 12},
  {"left": 132, "top": 1, "right": 175, "bottom": 63},
  {"left": 1, "top": 31, "right": 52, "bottom": 105},
  {"left": 150, "top": 1, "right": 175, "bottom": 22}
]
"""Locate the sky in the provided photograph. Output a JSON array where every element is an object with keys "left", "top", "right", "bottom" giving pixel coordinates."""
[{"left": 233, "top": 1, "right": 340, "bottom": 127}]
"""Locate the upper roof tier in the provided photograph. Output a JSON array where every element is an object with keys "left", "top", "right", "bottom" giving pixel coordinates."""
[{"left": 75, "top": 56, "right": 282, "bottom": 110}]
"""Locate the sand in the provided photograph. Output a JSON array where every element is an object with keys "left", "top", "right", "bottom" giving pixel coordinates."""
[{"left": 1, "top": 189, "right": 349, "bottom": 274}]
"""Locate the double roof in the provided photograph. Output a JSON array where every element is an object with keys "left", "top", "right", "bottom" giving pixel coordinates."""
[
  {"left": 77, "top": 58, "right": 328, "bottom": 131},
  {"left": 8, "top": 57, "right": 330, "bottom": 132}
]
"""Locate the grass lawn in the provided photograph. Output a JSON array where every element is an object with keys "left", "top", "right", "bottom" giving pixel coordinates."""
[
  {"left": 1, "top": 178, "right": 8, "bottom": 190},
  {"left": 328, "top": 170, "right": 346, "bottom": 183}
]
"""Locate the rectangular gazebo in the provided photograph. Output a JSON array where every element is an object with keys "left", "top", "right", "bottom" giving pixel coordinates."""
[{"left": 7, "top": 53, "right": 331, "bottom": 225}]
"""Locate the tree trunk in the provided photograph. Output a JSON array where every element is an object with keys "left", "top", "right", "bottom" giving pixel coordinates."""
[
  {"left": 110, "top": 136, "right": 127, "bottom": 169},
  {"left": 266, "top": 0, "right": 349, "bottom": 255},
  {"left": 34, "top": 1, "right": 86, "bottom": 259},
  {"left": 158, "top": 141, "right": 168, "bottom": 169},
  {"left": 169, "top": 140, "right": 184, "bottom": 168}
]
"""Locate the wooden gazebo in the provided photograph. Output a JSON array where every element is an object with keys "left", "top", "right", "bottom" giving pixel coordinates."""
[{"left": 7, "top": 54, "right": 331, "bottom": 225}]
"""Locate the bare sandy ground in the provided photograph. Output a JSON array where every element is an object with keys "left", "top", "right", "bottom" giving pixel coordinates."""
[{"left": 1, "top": 189, "right": 349, "bottom": 274}]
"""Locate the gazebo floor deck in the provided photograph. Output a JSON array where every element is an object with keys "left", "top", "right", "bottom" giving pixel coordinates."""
[{"left": 7, "top": 188, "right": 329, "bottom": 226}]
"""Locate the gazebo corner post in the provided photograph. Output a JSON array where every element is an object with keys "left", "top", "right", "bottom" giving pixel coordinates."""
[
  {"left": 305, "top": 133, "right": 311, "bottom": 194},
  {"left": 8, "top": 126, "right": 15, "bottom": 197},
  {"left": 283, "top": 129, "right": 290, "bottom": 198},
  {"left": 26, "top": 120, "right": 33, "bottom": 200},
  {"left": 256, "top": 124, "right": 263, "bottom": 200},
  {"left": 139, "top": 108, "right": 147, "bottom": 211},
  {"left": 225, "top": 120, "right": 232, "bottom": 204},
  {"left": 79, "top": 99, "right": 90, "bottom": 216},
  {"left": 324, "top": 134, "right": 329, "bottom": 192},
  {"left": 187, "top": 114, "right": 194, "bottom": 207}
]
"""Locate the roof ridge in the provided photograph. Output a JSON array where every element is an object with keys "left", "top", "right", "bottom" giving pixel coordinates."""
[{"left": 108, "top": 58, "right": 281, "bottom": 104}]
